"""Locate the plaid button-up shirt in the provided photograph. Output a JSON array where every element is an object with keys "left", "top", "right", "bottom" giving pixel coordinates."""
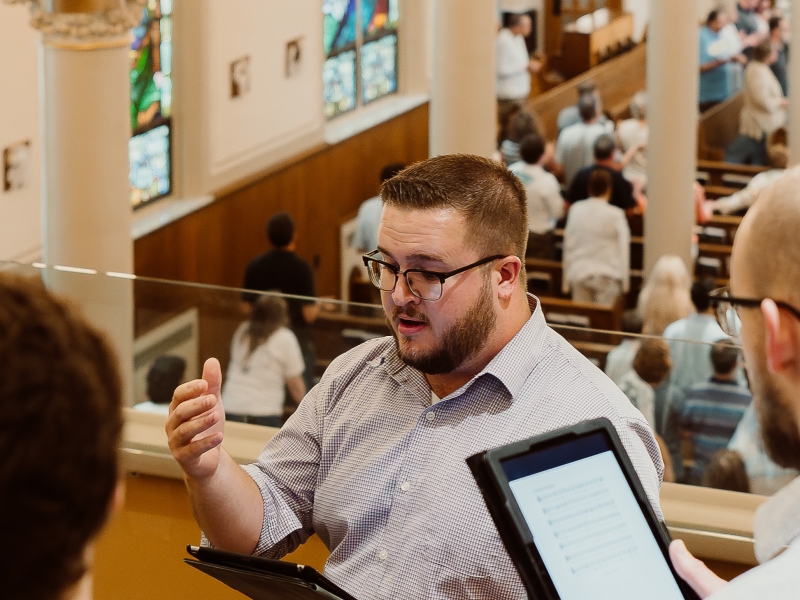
[{"left": 241, "top": 296, "right": 663, "bottom": 599}]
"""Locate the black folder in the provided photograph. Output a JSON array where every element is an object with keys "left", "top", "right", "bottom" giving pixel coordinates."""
[{"left": 184, "top": 545, "right": 358, "bottom": 600}]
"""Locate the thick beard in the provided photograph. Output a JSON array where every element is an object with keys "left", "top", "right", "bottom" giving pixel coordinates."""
[
  {"left": 389, "top": 276, "right": 497, "bottom": 375},
  {"left": 752, "top": 371, "right": 800, "bottom": 471}
]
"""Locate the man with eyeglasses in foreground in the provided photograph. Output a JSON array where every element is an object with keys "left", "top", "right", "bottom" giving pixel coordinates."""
[
  {"left": 166, "top": 154, "right": 664, "bottom": 599},
  {"left": 670, "top": 169, "right": 800, "bottom": 598}
]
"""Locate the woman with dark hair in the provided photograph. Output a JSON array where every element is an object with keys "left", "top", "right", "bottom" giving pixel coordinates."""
[{"left": 222, "top": 295, "right": 306, "bottom": 427}]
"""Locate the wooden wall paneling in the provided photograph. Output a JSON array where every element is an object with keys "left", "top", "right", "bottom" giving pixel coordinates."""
[{"left": 135, "top": 104, "right": 429, "bottom": 299}]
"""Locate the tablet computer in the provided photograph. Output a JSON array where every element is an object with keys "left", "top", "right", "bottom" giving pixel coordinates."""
[
  {"left": 184, "top": 545, "right": 358, "bottom": 600},
  {"left": 467, "top": 418, "right": 700, "bottom": 600}
]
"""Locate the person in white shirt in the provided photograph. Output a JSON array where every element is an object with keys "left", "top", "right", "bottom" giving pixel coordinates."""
[
  {"left": 222, "top": 295, "right": 306, "bottom": 428},
  {"left": 605, "top": 309, "right": 644, "bottom": 385},
  {"left": 508, "top": 133, "right": 564, "bottom": 260},
  {"left": 562, "top": 169, "right": 630, "bottom": 305},
  {"left": 553, "top": 94, "right": 610, "bottom": 188},
  {"left": 496, "top": 14, "right": 540, "bottom": 140},
  {"left": 616, "top": 91, "right": 649, "bottom": 188}
]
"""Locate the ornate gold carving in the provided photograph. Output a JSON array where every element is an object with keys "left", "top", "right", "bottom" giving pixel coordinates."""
[{"left": 3, "top": 0, "right": 146, "bottom": 43}]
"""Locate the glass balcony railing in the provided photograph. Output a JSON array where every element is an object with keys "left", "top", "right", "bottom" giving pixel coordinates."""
[{"left": 1, "top": 259, "right": 792, "bottom": 497}]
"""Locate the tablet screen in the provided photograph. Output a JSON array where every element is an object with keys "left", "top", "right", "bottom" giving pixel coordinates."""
[{"left": 501, "top": 432, "right": 684, "bottom": 600}]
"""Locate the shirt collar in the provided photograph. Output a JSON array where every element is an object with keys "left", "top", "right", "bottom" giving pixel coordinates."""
[
  {"left": 754, "top": 476, "right": 800, "bottom": 562},
  {"left": 372, "top": 294, "right": 544, "bottom": 402}
]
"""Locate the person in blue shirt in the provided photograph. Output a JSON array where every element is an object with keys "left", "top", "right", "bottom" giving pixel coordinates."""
[
  {"left": 680, "top": 339, "right": 752, "bottom": 485},
  {"left": 699, "top": 9, "right": 747, "bottom": 112}
]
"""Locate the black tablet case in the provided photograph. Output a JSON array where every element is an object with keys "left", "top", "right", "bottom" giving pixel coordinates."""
[
  {"left": 184, "top": 546, "right": 358, "bottom": 600},
  {"left": 467, "top": 418, "right": 699, "bottom": 600}
]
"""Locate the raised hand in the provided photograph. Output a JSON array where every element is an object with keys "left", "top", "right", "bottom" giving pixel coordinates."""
[{"left": 166, "top": 358, "right": 227, "bottom": 481}]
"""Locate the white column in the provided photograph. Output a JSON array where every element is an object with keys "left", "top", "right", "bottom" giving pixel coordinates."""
[
  {"left": 22, "top": 0, "right": 142, "bottom": 404},
  {"left": 788, "top": 0, "right": 800, "bottom": 165},
  {"left": 430, "top": 0, "right": 497, "bottom": 158},
  {"left": 644, "top": 2, "right": 698, "bottom": 274}
]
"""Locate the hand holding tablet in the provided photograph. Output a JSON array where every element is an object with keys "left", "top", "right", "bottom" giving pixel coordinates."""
[{"left": 468, "top": 419, "right": 701, "bottom": 600}]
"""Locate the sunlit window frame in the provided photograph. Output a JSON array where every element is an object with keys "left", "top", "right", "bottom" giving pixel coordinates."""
[
  {"left": 323, "top": 0, "right": 399, "bottom": 121},
  {"left": 130, "top": 0, "right": 174, "bottom": 210}
]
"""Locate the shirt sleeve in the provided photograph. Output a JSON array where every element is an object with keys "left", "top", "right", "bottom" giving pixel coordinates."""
[
  {"left": 351, "top": 203, "right": 369, "bottom": 252},
  {"left": 241, "top": 261, "right": 258, "bottom": 303},
  {"left": 566, "top": 170, "right": 584, "bottom": 203},
  {"left": 496, "top": 32, "right": 528, "bottom": 76},
  {"left": 241, "top": 386, "right": 323, "bottom": 558},
  {"left": 274, "top": 328, "right": 306, "bottom": 379},
  {"left": 614, "top": 173, "right": 637, "bottom": 210},
  {"left": 545, "top": 175, "right": 565, "bottom": 221},
  {"left": 745, "top": 64, "right": 783, "bottom": 113},
  {"left": 618, "top": 211, "right": 631, "bottom": 293},
  {"left": 297, "top": 259, "right": 317, "bottom": 303},
  {"left": 562, "top": 211, "right": 576, "bottom": 294}
]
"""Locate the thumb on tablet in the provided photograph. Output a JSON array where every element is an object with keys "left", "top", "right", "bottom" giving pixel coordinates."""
[{"left": 669, "top": 539, "right": 726, "bottom": 598}]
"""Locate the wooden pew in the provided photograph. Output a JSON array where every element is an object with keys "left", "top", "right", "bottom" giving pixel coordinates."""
[
  {"left": 549, "top": 10, "right": 635, "bottom": 80},
  {"left": 703, "top": 185, "right": 740, "bottom": 200},
  {"left": 697, "top": 94, "right": 744, "bottom": 160},
  {"left": 697, "top": 159, "right": 769, "bottom": 188},
  {"left": 696, "top": 243, "right": 733, "bottom": 280},
  {"left": 526, "top": 258, "right": 565, "bottom": 298},
  {"left": 539, "top": 296, "right": 624, "bottom": 331},
  {"left": 705, "top": 215, "right": 743, "bottom": 244},
  {"left": 527, "top": 43, "right": 646, "bottom": 140}
]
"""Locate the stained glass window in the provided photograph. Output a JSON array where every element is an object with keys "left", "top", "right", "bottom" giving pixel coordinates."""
[
  {"left": 130, "top": 0, "right": 173, "bottom": 208},
  {"left": 323, "top": 0, "right": 398, "bottom": 119}
]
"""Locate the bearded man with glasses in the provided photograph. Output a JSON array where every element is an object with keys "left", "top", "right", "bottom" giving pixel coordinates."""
[
  {"left": 167, "top": 154, "right": 664, "bottom": 599},
  {"left": 671, "top": 168, "right": 800, "bottom": 599}
]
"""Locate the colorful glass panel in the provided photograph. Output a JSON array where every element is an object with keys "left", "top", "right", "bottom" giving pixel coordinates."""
[
  {"left": 130, "top": 0, "right": 173, "bottom": 206},
  {"left": 129, "top": 124, "right": 171, "bottom": 208},
  {"left": 362, "top": 0, "right": 398, "bottom": 39},
  {"left": 323, "top": 0, "right": 357, "bottom": 57},
  {"left": 323, "top": 50, "right": 358, "bottom": 119},
  {"left": 361, "top": 34, "right": 397, "bottom": 104}
]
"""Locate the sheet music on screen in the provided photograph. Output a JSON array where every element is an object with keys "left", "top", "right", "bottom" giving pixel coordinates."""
[{"left": 507, "top": 450, "right": 684, "bottom": 600}]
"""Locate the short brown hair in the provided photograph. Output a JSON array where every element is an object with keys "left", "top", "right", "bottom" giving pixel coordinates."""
[
  {"left": 633, "top": 338, "right": 672, "bottom": 385},
  {"left": 702, "top": 449, "right": 750, "bottom": 493},
  {"left": 710, "top": 339, "right": 739, "bottom": 374},
  {"left": 0, "top": 273, "right": 123, "bottom": 600},
  {"left": 588, "top": 168, "right": 612, "bottom": 198},
  {"left": 752, "top": 39, "right": 773, "bottom": 62},
  {"left": 381, "top": 154, "right": 529, "bottom": 261}
]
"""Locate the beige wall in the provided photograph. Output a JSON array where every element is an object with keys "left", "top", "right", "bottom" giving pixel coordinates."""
[
  {"left": 0, "top": 2, "right": 42, "bottom": 262},
  {"left": 0, "top": 0, "right": 433, "bottom": 263}
]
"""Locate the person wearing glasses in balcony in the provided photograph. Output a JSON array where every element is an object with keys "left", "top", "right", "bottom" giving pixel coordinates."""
[
  {"left": 670, "top": 169, "right": 800, "bottom": 599},
  {"left": 166, "top": 154, "right": 664, "bottom": 599}
]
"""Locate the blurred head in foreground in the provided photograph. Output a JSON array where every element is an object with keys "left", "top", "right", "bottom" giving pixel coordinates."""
[{"left": 0, "top": 273, "right": 124, "bottom": 600}]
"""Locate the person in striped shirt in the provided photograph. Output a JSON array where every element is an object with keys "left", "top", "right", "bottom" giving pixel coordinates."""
[{"left": 680, "top": 339, "right": 752, "bottom": 485}]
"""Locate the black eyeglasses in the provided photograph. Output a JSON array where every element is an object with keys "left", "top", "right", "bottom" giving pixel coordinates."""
[
  {"left": 362, "top": 250, "right": 506, "bottom": 301},
  {"left": 709, "top": 286, "right": 800, "bottom": 336}
]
